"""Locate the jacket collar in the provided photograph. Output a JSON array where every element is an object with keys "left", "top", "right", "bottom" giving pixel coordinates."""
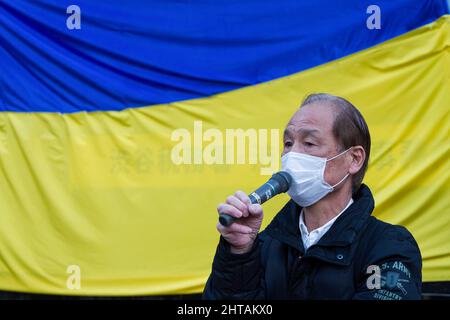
[{"left": 264, "top": 184, "right": 375, "bottom": 265}]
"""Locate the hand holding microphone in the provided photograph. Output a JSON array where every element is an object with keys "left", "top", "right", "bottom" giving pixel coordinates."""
[{"left": 216, "top": 172, "right": 292, "bottom": 254}]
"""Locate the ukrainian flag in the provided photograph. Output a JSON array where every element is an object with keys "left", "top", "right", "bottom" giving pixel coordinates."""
[{"left": 0, "top": 0, "right": 449, "bottom": 295}]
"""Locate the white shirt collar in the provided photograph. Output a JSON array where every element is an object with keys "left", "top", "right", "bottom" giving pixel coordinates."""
[{"left": 299, "top": 197, "right": 354, "bottom": 251}]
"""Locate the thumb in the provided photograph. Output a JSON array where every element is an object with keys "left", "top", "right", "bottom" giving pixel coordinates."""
[{"left": 248, "top": 203, "right": 263, "bottom": 216}]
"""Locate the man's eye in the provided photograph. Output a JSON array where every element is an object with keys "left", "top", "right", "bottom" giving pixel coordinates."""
[
  {"left": 305, "top": 142, "right": 316, "bottom": 147},
  {"left": 284, "top": 141, "right": 293, "bottom": 147}
]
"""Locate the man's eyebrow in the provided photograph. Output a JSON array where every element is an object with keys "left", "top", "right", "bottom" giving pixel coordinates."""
[
  {"left": 283, "top": 127, "right": 321, "bottom": 141},
  {"left": 284, "top": 127, "right": 321, "bottom": 139},
  {"left": 297, "top": 128, "right": 320, "bottom": 138},
  {"left": 283, "top": 128, "right": 294, "bottom": 138}
]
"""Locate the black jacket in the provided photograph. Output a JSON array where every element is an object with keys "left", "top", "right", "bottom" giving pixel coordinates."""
[{"left": 203, "top": 184, "right": 422, "bottom": 300}]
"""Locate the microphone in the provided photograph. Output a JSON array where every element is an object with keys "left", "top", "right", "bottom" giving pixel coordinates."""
[{"left": 218, "top": 171, "right": 292, "bottom": 227}]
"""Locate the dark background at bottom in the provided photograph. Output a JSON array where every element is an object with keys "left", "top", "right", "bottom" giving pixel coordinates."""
[{"left": 0, "top": 282, "right": 449, "bottom": 300}]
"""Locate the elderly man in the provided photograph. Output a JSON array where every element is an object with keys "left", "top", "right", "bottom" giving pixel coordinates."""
[{"left": 203, "top": 93, "right": 422, "bottom": 300}]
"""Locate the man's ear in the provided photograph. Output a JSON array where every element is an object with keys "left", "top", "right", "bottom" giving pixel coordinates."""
[{"left": 348, "top": 146, "right": 365, "bottom": 175}]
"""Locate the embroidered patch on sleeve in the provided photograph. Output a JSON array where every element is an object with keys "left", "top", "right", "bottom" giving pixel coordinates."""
[{"left": 373, "top": 261, "right": 412, "bottom": 300}]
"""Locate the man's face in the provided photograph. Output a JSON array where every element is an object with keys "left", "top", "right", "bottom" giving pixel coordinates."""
[{"left": 282, "top": 102, "right": 351, "bottom": 187}]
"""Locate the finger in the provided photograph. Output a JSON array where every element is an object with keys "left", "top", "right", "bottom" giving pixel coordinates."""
[
  {"left": 226, "top": 195, "right": 249, "bottom": 217},
  {"left": 248, "top": 203, "right": 263, "bottom": 217},
  {"left": 227, "top": 222, "right": 253, "bottom": 234},
  {"left": 234, "top": 190, "right": 251, "bottom": 206},
  {"left": 217, "top": 222, "right": 252, "bottom": 234},
  {"left": 217, "top": 203, "right": 243, "bottom": 219}
]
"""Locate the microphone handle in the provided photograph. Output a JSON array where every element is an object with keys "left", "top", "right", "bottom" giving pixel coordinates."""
[
  {"left": 217, "top": 171, "right": 291, "bottom": 227},
  {"left": 218, "top": 193, "right": 259, "bottom": 227}
]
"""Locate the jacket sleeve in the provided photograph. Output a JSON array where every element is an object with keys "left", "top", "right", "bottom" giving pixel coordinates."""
[
  {"left": 202, "top": 235, "right": 266, "bottom": 300},
  {"left": 352, "top": 225, "right": 422, "bottom": 300}
]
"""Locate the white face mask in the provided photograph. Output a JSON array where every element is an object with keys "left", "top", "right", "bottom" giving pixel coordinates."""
[{"left": 281, "top": 148, "right": 351, "bottom": 207}]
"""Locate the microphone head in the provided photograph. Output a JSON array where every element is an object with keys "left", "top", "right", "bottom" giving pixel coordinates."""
[{"left": 271, "top": 171, "right": 292, "bottom": 193}]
